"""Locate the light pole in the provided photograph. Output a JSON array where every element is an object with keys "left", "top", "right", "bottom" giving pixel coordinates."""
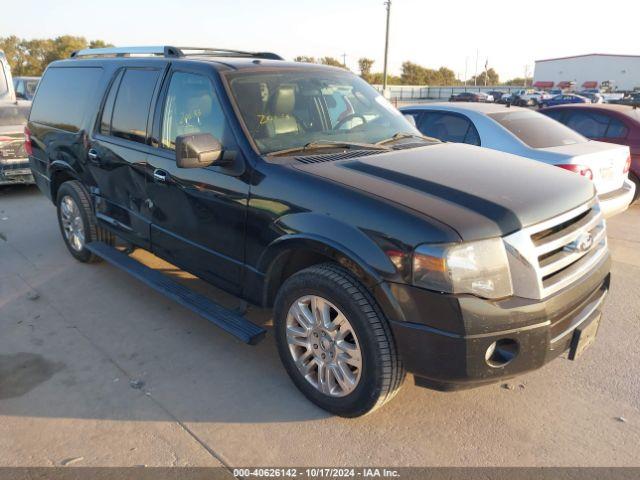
[
  {"left": 341, "top": 53, "right": 347, "bottom": 68},
  {"left": 382, "top": 0, "right": 392, "bottom": 95}
]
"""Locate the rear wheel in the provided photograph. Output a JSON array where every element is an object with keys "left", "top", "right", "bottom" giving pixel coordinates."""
[
  {"left": 274, "top": 263, "right": 405, "bottom": 417},
  {"left": 56, "top": 180, "right": 114, "bottom": 262}
]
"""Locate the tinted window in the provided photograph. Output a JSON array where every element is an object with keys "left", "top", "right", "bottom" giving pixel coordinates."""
[
  {"left": 565, "top": 111, "right": 609, "bottom": 138},
  {"left": 111, "top": 69, "right": 160, "bottom": 143},
  {"left": 489, "top": 110, "right": 586, "bottom": 148},
  {"left": 30, "top": 67, "right": 103, "bottom": 132},
  {"left": 160, "top": 72, "right": 233, "bottom": 150},
  {"left": 100, "top": 70, "right": 124, "bottom": 135},
  {"left": 543, "top": 110, "right": 564, "bottom": 121},
  {"left": 606, "top": 118, "right": 628, "bottom": 139},
  {"left": 417, "top": 112, "right": 480, "bottom": 145}
]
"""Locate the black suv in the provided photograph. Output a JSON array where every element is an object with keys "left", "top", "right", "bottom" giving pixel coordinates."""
[{"left": 27, "top": 46, "right": 611, "bottom": 417}]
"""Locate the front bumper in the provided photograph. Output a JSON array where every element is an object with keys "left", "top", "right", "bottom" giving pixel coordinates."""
[
  {"left": 0, "top": 158, "right": 34, "bottom": 185},
  {"left": 598, "top": 179, "right": 635, "bottom": 218},
  {"left": 385, "top": 252, "right": 610, "bottom": 391}
]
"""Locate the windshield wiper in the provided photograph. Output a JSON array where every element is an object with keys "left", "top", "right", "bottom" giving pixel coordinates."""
[
  {"left": 267, "top": 140, "right": 391, "bottom": 157},
  {"left": 376, "top": 132, "right": 441, "bottom": 146}
]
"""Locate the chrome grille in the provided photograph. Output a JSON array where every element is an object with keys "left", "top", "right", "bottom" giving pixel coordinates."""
[{"left": 503, "top": 199, "right": 608, "bottom": 300}]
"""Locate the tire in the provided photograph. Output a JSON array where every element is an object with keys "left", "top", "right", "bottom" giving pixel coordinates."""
[
  {"left": 630, "top": 172, "right": 640, "bottom": 204},
  {"left": 56, "top": 180, "right": 114, "bottom": 263},
  {"left": 274, "top": 263, "right": 405, "bottom": 417}
]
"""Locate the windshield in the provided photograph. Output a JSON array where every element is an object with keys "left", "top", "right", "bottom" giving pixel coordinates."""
[
  {"left": 0, "top": 104, "right": 29, "bottom": 127},
  {"left": 227, "top": 69, "right": 419, "bottom": 154},
  {"left": 489, "top": 110, "right": 587, "bottom": 148}
]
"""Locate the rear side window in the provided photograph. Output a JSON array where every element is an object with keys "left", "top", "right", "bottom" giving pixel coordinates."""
[
  {"left": 30, "top": 67, "right": 103, "bottom": 132},
  {"left": 417, "top": 112, "right": 480, "bottom": 146},
  {"left": 489, "top": 110, "right": 586, "bottom": 148},
  {"left": 606, "top": 118, "right": 628, "bottom": 139},
  {"left": 110, "top": 69, "right": 160, "bottom": 144},
  {"left": 565, "top": 111, "right": 610, "bottom": 138}
]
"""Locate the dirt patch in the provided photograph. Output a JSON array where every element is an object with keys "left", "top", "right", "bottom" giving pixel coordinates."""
[{"left": 0, "top": 353, "right": 65, "bottom": 399}]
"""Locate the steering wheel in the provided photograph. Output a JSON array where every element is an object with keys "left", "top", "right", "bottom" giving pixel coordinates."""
[{"left": 335, "top": 114, "right": 367, "bottom": 130}]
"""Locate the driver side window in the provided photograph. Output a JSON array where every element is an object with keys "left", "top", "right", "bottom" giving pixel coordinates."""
[{"left": 161, "top": 72, "right": 231, "bottom": 151}]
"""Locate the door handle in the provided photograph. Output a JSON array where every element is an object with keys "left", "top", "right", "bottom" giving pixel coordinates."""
[
  {"left": 87, "top": 149, "right": 100, "bottom": 163},
  {"left": 153, "top": 169, "right": 168, "bottom": 182}
]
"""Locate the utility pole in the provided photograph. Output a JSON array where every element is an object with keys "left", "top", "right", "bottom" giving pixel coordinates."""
[
  {"left": 341, "top": 53, "right": 347, "bottom": 68},
  {"left": 474, "top": 49, "right": 479, "bottom": 86},
  {"left": 464, "top": 56, "right": 468, "bottom": 88},
  {"left": 382, "top": 0, "right": 392, "bottom": 95}
]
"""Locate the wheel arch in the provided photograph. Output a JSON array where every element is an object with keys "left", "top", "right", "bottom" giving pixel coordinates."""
[{"left": 50, "top": 161, "right": 81, "bottom": 202}]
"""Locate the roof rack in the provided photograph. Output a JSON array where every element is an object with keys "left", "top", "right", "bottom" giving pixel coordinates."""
[{"left": 70, "top": 46, "right": 283, "bottom": 61}]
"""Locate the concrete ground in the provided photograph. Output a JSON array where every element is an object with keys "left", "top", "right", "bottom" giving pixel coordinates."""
[{"left": 0, "top": 185, "right": 639, "bottom": 468}]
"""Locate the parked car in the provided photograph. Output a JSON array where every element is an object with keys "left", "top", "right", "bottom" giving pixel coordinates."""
[
  {"left": 449, "top": 91, "right": 488, "bottom": 102},
  {"left": 541, "top": 103, "right": 640, "bottom": 203},
  {"left": 547, "top": 89, "right": 563, "bottom": 96},
  {"left": 13, "top": 76, "right": 40, "bottom": 100},
  {"left": 578, "top": 92, "right": 604, "bottom": 104},
  {"left": 0, "top": 50, "right": 16, "bottom": 102},
  {"left": 496, "top": 93, "right": 513, "bottom": 104},
  {"left": 401, "top": 102, "right": 635, "bottom": 218},
  {"left": 28, "top": 46, "right": 611, "bottom": 417},
  {"left": 0, "top": 101, "right": 32, "bottom": 185},
  {"left": 511, "top": 89, "right": 552, "bottom": 107},
  {"left": 487, "top": 90, "right": 507, "bottom": 102},
  {"left": 539, "top": 94, "right": 591, "bottom": 108},
  {"left": 609, "top": 92, "right": 640, "bottom": 107}
]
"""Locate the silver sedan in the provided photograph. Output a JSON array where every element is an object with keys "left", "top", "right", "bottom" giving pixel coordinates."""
[{"left": 401, "top": 102, "right": 635, "bottom": 218}]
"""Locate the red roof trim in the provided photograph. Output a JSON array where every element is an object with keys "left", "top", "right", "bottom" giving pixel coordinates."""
[
  {"left": 533, "top": 81, "right": 554, "bottom": 88},
  {"left": 582, "top": 81, "right": 598, "bottom": 88},
  {"left": 536, "top": 53, "right": 640, "bottom": 63}
]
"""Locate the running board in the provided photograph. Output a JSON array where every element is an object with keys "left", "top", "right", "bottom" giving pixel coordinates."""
[{"left": 85, "top": 242, "right": 266, "bottom": 345}]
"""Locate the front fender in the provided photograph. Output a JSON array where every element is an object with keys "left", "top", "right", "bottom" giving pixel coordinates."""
[{"left": 258, "top": 212, "right": 400, "bottom": 284}]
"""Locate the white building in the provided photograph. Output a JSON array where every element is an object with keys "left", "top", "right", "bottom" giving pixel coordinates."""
[{"left": 533, "top": 54, "right": 640, "bottom": 91}]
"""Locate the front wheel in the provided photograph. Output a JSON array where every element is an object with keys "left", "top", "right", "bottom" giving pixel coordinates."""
[{"left": 274, "top": 263, "right": 405, "bottom": 417}]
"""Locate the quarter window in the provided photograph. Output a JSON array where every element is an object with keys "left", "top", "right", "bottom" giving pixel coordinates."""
[
  {"left": 30, "top": 67, "right": 103, "bottom": 132},
  {"left": 110, "top": 68, "right": 160, "bottom": 144},
  {"left": 160, "top": 72, "right": 231, "bottom": 151}
]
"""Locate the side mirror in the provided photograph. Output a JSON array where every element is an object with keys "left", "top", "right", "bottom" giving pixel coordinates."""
[
  {"left": 403, "top": 114, "right": 416, "bottom": 127},
  {"left": 176, "top": 133, "right": 223, "bottom": 169}
]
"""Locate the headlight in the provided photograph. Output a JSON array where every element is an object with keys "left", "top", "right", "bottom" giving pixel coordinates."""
[{"left": 412, "top": 238, "right": 513, "bottom": 299}]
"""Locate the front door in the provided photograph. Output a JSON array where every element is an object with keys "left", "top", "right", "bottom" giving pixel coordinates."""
[{"left": 145, "top": 67, "right": 250, "bottom": 294}]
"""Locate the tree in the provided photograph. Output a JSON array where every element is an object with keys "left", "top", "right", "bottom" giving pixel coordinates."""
[
  {"left": 502, "top": 76, "right": 532, "bottom": 86},
  {"left": 0, "top": 36, "right": 114, "bottom": 76},
  {"left": 471, "top": 68, "right": 500, "bottom": 86},
  {"left": 319, "top": 56, "right": 346, "bottom": 68},
  {"left": 358, "top": 57, "right": 375, "bottom": 82},
  {"left": 400, "top": 61, "right": 425, "bottom": 85},
  {"left": 294, "top": 55, "right": 316, "bottom": 64}
]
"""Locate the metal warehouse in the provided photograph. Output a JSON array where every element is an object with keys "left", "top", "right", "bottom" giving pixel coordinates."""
[{"left": 533, "top": 53, "right": 640, "bottom": 91}]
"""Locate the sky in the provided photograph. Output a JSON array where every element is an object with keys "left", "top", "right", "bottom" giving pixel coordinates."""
[{"left": 1, "top": 0, "right": 638, "bottom": 81}]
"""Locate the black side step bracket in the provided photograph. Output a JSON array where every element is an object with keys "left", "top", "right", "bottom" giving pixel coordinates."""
[{"left": 85, "top": 242, "right": 266, "bottom": 345}]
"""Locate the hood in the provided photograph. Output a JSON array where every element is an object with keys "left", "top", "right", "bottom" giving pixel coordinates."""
[{"left": 293, "top": 143, "right": 595, "bottom": 240}]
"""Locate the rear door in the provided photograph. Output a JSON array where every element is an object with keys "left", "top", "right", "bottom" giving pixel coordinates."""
[
  {"left": 89, "top": 65, "right": 166, "bottom": 247},
  {"left": 144, "top": 64, "right": 250, "bottom": 294}
]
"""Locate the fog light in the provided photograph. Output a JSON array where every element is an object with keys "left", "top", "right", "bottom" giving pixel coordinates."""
[{"left": 485, "top": 339, "right": 519, "bottom": 368}]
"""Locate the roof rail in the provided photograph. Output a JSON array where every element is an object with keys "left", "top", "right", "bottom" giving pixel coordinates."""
[{"left": 70, "top": 46, "right": 283, "bottom": 60}]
